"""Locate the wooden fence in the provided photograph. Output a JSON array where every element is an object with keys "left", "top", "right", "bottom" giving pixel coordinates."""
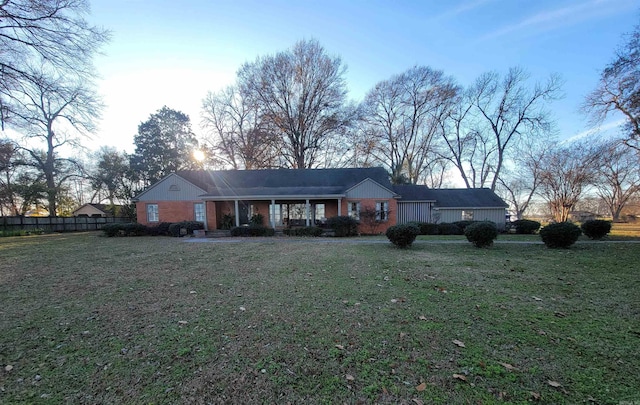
[{"left": 1, "top": 216, "right": 130, "bottom": 233}]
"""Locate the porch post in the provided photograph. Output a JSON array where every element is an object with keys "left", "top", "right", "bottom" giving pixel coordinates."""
[
  {"left": 234, "top": 200, "right": 240, "bottom": 227},
  {"left": 203, "top": 201, "right": 208, "bottom": 231},
  {"left": 305, "top": 199, "right": 310, "bottom": 226},
  {"left": 271, "top": 199, "right": 276, "bottom": 228},
  {"left": 337, "top": 198, "right": 342, "bottom": 216}
]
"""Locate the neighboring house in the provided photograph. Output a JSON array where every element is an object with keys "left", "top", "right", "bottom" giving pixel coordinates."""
[
  {"left": 73, "top": 203, "right": 121, "bottom": 217},
  {"left": 133, "top": 167, "right": 509, "bottom": 232},
  {"left": 568, "top": 211, "right": 597, "bottom": 222}
]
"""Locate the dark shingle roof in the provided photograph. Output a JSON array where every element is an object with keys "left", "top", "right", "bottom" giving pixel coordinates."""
[
  {"left": 393, "top": 185, "right": 508, "bottom": 208},
  {"left": 177, "top": 167, "right": 392, "bottom": 198}
]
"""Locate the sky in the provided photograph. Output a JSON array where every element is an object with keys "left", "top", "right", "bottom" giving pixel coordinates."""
[{"left": 87, "top": 0, "right": 639, "bottom": 153}]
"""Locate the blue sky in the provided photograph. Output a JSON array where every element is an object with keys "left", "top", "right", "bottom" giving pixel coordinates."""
[{"left": 89, "top": 0, "right": 639, "bottom": 152}]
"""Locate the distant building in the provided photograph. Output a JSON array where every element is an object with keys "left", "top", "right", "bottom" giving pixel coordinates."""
[{"left": 73, "top": 203, "right": 122, "bottom": 218}]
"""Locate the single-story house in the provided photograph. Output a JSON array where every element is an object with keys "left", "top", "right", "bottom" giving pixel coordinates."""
[
  {"left": 73, "top": 203, "right": 122, "bottom": 217},
  {"left": 133, "top": 167, "right": 509, "bottom": 232}
]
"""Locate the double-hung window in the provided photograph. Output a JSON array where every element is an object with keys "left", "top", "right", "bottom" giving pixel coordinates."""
[
  {"left": 147, "top": 204, "right": 159, "bottom": 222},
  {"left": 376, "top": 201, "right": 389, "bottom": 221},
  {"left": 194, "top": 203, "right": 205, "bottom": 222},
  {"left": 461, "top": 210, "right": 474, "bottom": 221},
  {"left": 348, "top": 201, "right": 360, "bottom": 220}
]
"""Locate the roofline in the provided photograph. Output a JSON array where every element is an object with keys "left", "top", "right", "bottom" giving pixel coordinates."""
[
  {"left": 397, "top": 199, "right": 437, "bottom": 203},
  {"left": 434, "top": 206, "right": 508, "bottom": 209},
  {"left": 201, "top": 194, "right": 347, "bottom": 201},
  {"left": 345, "top": 178, "right": 398, "bottom": 196}
]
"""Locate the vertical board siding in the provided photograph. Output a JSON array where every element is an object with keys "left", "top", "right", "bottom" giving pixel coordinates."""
[
  {"left": 397, "top": 202, "right": 432, "bottom": 223},
  {"left": 345, "top": 179, "right": 395, "bottom": 199},
  {"left": 435, "top": 208, "right": 507, "bottom": 230}
]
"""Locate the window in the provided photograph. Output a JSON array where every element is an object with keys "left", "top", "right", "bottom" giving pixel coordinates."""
[
  {"left": 348, "top": 201, "right": 360, "bottom": 220},
  {"left": 269, "top": 204, "right": 282, "bottom": 225},
  {"left": 194, "top": 203, "right": 205, "bottom": 222},
  {"left": 461, "top": 210, "right": 474, "bottom": 221},
  {"left": 376, "top": 201, "right": 389, "bottom": 221},
  {"left": 147, "top": 204, "right": 159, "bottom": 222},
  {"left": 314, "top": 203, "right": 325, "bottom": 220}
]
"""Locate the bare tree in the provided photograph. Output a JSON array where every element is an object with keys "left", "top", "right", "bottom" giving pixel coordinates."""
[
  {"left": 584, "top": 23, "right": 640, "bottom": 151},
  {"left": 590, "top": 138, "right": 640, "bottom": 221},
  {"left": 359, "top": 66, "right": 458, "bottom": 184},
  {"left": 538, "top": 142, "right": 596, "bottom": 222},
  {"left": 496, "top": 137, "right": 553, "bottom": 220},
  {"left": 471, "top": 67, "right": 562, "bottom": 191},
  {"left": 9, "top": 68, "right": 99, "bottom": 216},
  {"left": 0, "top": 0, "right": 108, "bottom": 128},
  {"left": 237, "top": 39, "right": 350, "bottom": 169},
  {"left": 201, "top": 86, "right": 278, "bottom": 169}
]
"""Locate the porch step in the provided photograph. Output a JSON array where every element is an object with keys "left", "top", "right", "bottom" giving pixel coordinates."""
[{"left": 207, "top": 230, "right": 231, "bottom": 238}]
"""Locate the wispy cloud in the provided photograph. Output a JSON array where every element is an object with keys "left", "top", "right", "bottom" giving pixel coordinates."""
[
  {"left": 428, "top": 0, "right": 496, "bottom": 22},
  {"left": 563, "top": 118, "right": 626, "bottom": 144},
  {"left": 479, "top": 0, "right": 637, "bottom": 42}
]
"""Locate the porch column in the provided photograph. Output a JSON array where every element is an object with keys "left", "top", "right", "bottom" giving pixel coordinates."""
[
  {"left": 203, "top": 201, "right": 208, "bottom": 231},
  {"left": 337, "top": 198, "right": 342, "bottom": 216},
  {"left": 305, "top": 199, "right": 310, "bottom": 226},
  {"left": 271, "top": 199, "right": 276, "bottom": 228},
  {"left": 234, "top": 200, "right": 240, "bottom": 227}
]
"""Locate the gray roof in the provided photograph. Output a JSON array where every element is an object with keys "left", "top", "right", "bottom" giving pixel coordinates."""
[
  {"left": 177, "top": 167, "right": 392, "bottom": 198},
  {"left": 393, "top": 185, "right": 508, "bottom": 208}
]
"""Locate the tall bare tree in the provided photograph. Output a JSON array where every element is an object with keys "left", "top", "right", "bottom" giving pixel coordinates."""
[
  {"left": 9, "top": 68, "right": 99, "bottom": 215},
  {"left": 584, "top": 23, "right": 640, "bottom": 151},
  {"left": 201, "top": 86, "right": 278, "bottom": 169},
  {"left": 359, "top": 66, "right": 458, "bottom": 184},
  {"left": 538, "top": 142, "right": 595, "bottom": 222},
  {"left": 590, "top": 138, "right": 640, "bottom": 221},
  {"left": 237, "top": 39, "right": 350, "bottom": 169},
  {"left": 0, "top": 0, "right": 108, "bottom": 129}
]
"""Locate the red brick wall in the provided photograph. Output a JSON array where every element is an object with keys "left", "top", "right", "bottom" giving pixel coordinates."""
[
  {"left": 137, "top": 201, "right": 202, "bottom": 226},
  {"left": 340, "top": 198, "right": 398, "bottom": 234}
]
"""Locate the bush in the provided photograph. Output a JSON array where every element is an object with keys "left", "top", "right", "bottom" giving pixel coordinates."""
[
  {"left": 220, "top": 213, "right": 235, "bottom": 230},
  {"left": 147, "top": 222, "right": 172, "bottom": 236},
  {"left": 464, "top": 221, "right": 498, "bottom": 248},
  {"left": 230, "top": 225, "right": 275, "bottom": 237},
  {"left": 326, "top": 216, "right": 359, "bottom": 237},
  {"left": 512, "top": 219, "right": 541, "bottom": 234},
  {"left": 386, "top": 223, "right": 420, "bottom": 248},
  {"left": 406, "top": 221, "right": 440, "bottom": 235},
  {"left": 540, "top": 222, "right": 582, "bottom": 248},
  {"left": 168, "top": 221, "right": 204, "bottom": 237},
  {"left": 283, "top": 226, "right": 323, "bottom": 237},
  {"left": 453, "top": 220, "right": 477, "bottom": 232},
  {"left": 438, "top": 223, "right": 463, "bottom": 235},
  {"left": 102, "top": 223, "right": 148, "bottom": 237},
  {"left": 249, "top": 213, "right": 264, "bottom": 226},
  {"left": 581, "top": 220, "right": 612, "bottom": 240}
]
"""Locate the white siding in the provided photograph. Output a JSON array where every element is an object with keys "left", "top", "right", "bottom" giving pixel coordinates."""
[
  {"left": 345, "top": 179, "right": 395, "bottom": 199},
  {"left": 435, "top": 208, "right": 507, "bottom": 230},
  {"left": 397, "top": 202, "right": 432, "bottom": 223},
  {"left": 136, "top": 174, "right": 206, "bottom": 201}
]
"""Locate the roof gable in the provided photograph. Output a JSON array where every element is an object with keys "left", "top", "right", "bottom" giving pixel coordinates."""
[
  {"left": 134, "top": 173, "right": 207, "bottom": 201},
  {"left": 346, "top": 178, "right": 397, "bottom": 199}
]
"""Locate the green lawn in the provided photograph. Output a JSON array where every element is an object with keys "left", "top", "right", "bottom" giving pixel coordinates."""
[{"left": 1, "top": 233, "right": 639, "bottom": 404}]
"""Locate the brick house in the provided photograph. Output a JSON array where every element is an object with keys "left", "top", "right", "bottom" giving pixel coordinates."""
[{"left": 133, "top": 167, "right": 508, "bottom": 232}]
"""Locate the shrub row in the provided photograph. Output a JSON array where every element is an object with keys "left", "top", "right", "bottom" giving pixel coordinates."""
[
  {"left": 103, "top": 221, "right": 204, "bottom": 237},
  {"left": 230, "top": 225, "right": 275, "bottom": 237},
  {"left": 512, "top": 219, "right": 541, "bottom": 234},
  {"left": 326, "top": 216, "right": 359, "bottom": 237},
  {"left": 283, "top": 226, "right": 323, "bottom": 237}
]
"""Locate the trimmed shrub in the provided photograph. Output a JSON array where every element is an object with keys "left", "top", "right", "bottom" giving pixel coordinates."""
[
  {"left": 249, "top": 213, "right": 264, "bottom": 226},
  {"left": 386, "top": 223, "right": 420, "bottom": 248},
  {"left": 540, "top": 222, "right": 582, "bottom": 248},
  {"left": 283, "top": 226, "right": 323, "bottom": 237},
  {"left": 147, "top": 222, "right": 172, "bottom": 236},
  {"left": 438, "top": 223, "right": 463, "bottom": 235},
  {"left": 102, "top": 223, "right": 148, "bottom": 237},
  {"left": 453, "top": 220, "right": 477, "bottom": 232},
  {"left": 512, "top": 219, "right": 541, "bottom": 234},
  {"left": 230, "top": 225, "right": 275, "bottom": 237},
  {"left": 406, "top": 221, "right": 440, "bottom": 235},
  {"left": 464, "top": 221, "right": 498, "bottom": 248},
  {"left": 326, "top": 216, "right": 359, "bottom": 237},
  {"left": 168, "top": 221, "right": 204, "bottom": 237},
  {"left": 581, "top": 220, "right": 612, "bottom": 240}
]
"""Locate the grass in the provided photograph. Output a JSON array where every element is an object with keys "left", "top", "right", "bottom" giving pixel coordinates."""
[{"left": 0, "top": 232, "right": 639, "bottom": 404}]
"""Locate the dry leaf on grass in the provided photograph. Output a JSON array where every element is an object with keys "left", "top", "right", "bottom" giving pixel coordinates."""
[
  {"left": 453, "top": 374, "right": 467, "bottom": 382},
  {"left": 334, "top": 344, "right": 344, "bottom": 350},
  {"left": 345, "top": 374, "right": 355, "bottom": 381},
  {"left": 547, "top": 380, "right": 562, "bottom": 388},
  {"left": 530, "top": 391, "right": 541, "bottom": 401},
  {"left": 498, "top": 362, "right": 517, "bottom": 371},
  {"left": 452, "top": 339, "right": 466, "bottom": 348},
  {"left": 412, "top": 399, "right": 424, "bottom": 405},
  {"left": 418, "top": 315, "right": 428, "bottom": 321},
  {"left": 415, "top": 382, "right": 426, "bottom": 391}
]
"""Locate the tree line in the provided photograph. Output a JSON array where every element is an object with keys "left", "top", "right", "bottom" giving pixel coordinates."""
[{"left": 1, "top": 2, "right": 638, "bottom": 222}]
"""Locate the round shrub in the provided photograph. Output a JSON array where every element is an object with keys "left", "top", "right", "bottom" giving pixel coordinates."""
[
  {"left": 464, "top": 221, "right": 498, "bottom": 248},
  {"left": 437, "top": 223, "right": 463, "bottom": 235},
  {"left": 386, "top": 223, "right": 420, "bottom": 248},
  {"left": 540, "top": 222, "right": 582, "bottom": 248},
  {"left": 326, "top": 216, "right": 359, "bottom": 237},
  {"left": 581, "top": 220, "right": 612, "bottom": 240},
  {"left": 512, "top": 219, "right": 541, "bottom": 234}
]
